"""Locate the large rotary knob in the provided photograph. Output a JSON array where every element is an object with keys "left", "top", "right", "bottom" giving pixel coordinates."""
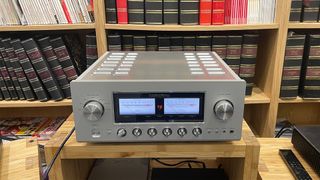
[
  {"left": 83, "top": 101, "right": 104, "bottom": 121},
  {"left": 214, "top": 100, "right": 234, "bottom": 121}
]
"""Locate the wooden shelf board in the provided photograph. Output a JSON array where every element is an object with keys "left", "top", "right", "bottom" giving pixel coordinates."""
[
  {"left": 105, "top": 23, "right": 279, "bottom": 31},
  {"left": 288, "top": 22, "right": 320, "bottom": 29},
  {"left": 0, "top": 99, "right": 72, "bottom": 108},
  {"left": 245, "top": 87, "right": 270, "bottom": 104},
  {"left": 0, "top": 24, "right": 95, "bottom": 31},
  {"left": 279, "top": 97, "right": 320, "bottom": 104}
]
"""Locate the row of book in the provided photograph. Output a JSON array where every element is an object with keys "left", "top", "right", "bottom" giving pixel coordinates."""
[
  {"left": 106, "top": 0, "right": 276, "bottom": 25},
  {"left": 0, "top": 117, "right": 66, "bottom": 141},
  {"left": 290, "top": 0, "right": 320, "bottom": 22},
  {"left": 107, "top": 31, "right": 259, "bottom": 95},
  {"left": 0, "top": 0, "right": 94, "bottom": 26},
  {"left": 280, "top": 32, "right": 320, "bottom": 99}
]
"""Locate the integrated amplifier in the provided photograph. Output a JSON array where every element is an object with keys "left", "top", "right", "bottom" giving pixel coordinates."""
[{"left": 71, "top": 51, "right": 246, "bottom": 142}]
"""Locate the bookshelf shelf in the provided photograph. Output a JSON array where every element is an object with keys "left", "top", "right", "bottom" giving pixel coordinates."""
[
  {"left": 245, "top": 87, "right": 270, "bottom": 104},
  {"left": 0, "top": 24, "right": 95, "bottom": 32},
  {"left": 0, "top": 99, "right": 72, "bottom": 108},
  {"left": 288, "top": 23, "right": 320, "bottom": 29},
  {"left": 105, "top": 23, "right": 279, "bottom": 31},
  {"left": 279, "top": 97, "right": 320, "bottom": 104}
]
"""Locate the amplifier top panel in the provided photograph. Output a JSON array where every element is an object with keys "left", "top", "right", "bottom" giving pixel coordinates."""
[{"left": 79, "top": 51, "right": 239, "bottom": 81}]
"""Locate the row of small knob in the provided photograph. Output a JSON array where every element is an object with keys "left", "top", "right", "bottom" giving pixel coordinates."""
[{"left": 117, "top": 127, "right": 202, "bottom": 138}]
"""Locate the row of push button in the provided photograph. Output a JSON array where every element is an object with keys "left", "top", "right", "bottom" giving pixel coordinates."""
[{"left": 117, "top": 128, "right": 202, "bottom": 138}]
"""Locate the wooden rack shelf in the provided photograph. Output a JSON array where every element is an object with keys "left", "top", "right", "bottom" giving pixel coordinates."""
[
  {"left": 245, "top": 87, "right": 270, "bottom": 104},
  {"left": 0, "top": 99, "right": 72, "bottom": 108},
  {"left": 105, "top": 23, "right": 279, "bottom": 31},
  {"left": 0, "top": 24, "right": 95, "bottom": 32},
  {"left": 279, "top": 97, "right": 320, "bottom": 104},
  {"left": 288, "top": 22, "right": 320, "bottom": 29}
]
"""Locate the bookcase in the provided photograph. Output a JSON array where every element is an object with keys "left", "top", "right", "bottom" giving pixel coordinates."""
[{"left": 0, "top": 0, "right": 319, "bottom": 137}]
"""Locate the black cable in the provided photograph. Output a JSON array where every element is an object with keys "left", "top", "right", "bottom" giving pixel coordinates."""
[
  {"left": 43, "top": 126, "right": 75, "bottom": 180},
  {"left": 153, "top": 158, "right": 206, "bottom": 168},
  {"left": 275, "top": 121, "right": 293, "bottom": 138},
  {"left": 276, "top": 128, "right": 293, "bottom": 138}
]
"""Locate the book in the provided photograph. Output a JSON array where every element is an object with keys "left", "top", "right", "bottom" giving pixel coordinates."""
[
  {"left": 199, "top": 0, "right": 212, "bottom": 25},
  {"left": 299, "top": 34, "right": 320, "bottom": 98},
  {"left": 108, "top": 33, "right": 122, "bottom": 51},
  {"left": 133, "top": 35, "right": 147, "bottom": 51},
  {"left": 183, "top": 36, "right": 196, "bottom": 51},
  {"left": 170, "top": 36, "right": 183, "bottom": 51},
  {"left": 212, "top": 0, "right": 225, "bottom": 25},
  {"left": 122, "top": 34, "right": 134, "bottom": 51},
  {"left": 158, "top": 36, "right": 171, "bottom": 51},
  {"left": 302, "top": 0, "right": 320, "bottom": 22},
  {"left": 10, "top": 39, "right": 49, "bottom": 101},
  {"left": 240, "top": 34, "right": 259, "bottom": 95},
  {"left": 280, "top": 32, "right": 306, "bottom": 99},
  {"left": 0, "top": 71, "right": 10, "bottom": 100},
  {"left": 86, "top": 34, "right": 98, "bottom": 68},
  {"left": 145, "top": 0, "right": 163, "bottom": 24},
  {"left": 225, "top": 35, "right": 243, "bottom": 74},
  {"left": 163, "top": 0, "right": 179, "bottom": 24},
  {"left": 180, "top": 0, "right": 199, "bottom": 25},
  {"left": 116, "top": 0, "right": 128, "bottom": 24},
  {"left": 289, "top": 0, "right": 303, "bottom": 22},
  {"left": 21, "top": 38, "right": 64, "bottom": 101},
  {"left": 196, "top": 34, "right": 212, "bottom": 51},
  {"left": 212, "top": 35, "right": 228, "bottom": 59},
  {"left": 247, "top": 0, "right": 260, "bottom": 24},
  {"left": 106, "top": 0, "right": 117, "bottom": 23},
  {"left": 146, "top": 35, "right": 158, "bottom": 51},
  {"left": 128, "top": 0, "right": 144, "bottom": 24},
  {"left": 62, "top": 34, "right": 84, "bottom": 74}
]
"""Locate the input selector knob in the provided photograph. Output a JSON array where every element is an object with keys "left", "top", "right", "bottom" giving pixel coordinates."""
[
  {"left": 162, "top": 128, "right": 172, "bottom": 137},
  {"left": 177, "top": 128, "right": 187, "bottom": 137},
  {"left": 132, "top": 128, "right": 142, "bottom": 137},
  {"left": 83, "top": 101, "right": 104, "bottom": 121},
  {"left": 214, "top": 100, "right": 234, "bottom": 121},
  {"left": 148, "top": 128, "right": 157, "bottom": 137},
  {"left": 117, "top": 128, "right": 127, "bottom": 137}
]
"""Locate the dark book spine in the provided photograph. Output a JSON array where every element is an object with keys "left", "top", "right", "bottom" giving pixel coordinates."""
[
  {"left": 212, "top": 35, "right": 227, "bottom": 59},
  {"left": 183, "top": 36, "right": 196, "bottom": 51},
  {"left": 146, "top": 35, "right": 158, "bottom": 51},
  {"left": 37, "top": 37, "right": 71, "bottom": 98},
  {"left": 106, "top": 0, "right": 117, "bottom": 23},
  {"left": 108, "top": 33, "right": 122, "bottom": 51},
  {"left": 158, "top": 36, "right": 171, "bottom": 51},
  {"left": 0, "top": 68, "right": 10, "bottom": 100},
  {"left": 122, "top": 34, "right": 134, "bottom": 51},
  {"left": 170, "top": 36, "right": 183, "bottom": 51},
  {"left": 226, "top": 35, "right": 243, "bottom": 75},
  {"left": 163, "top": 0, "right": 179, "bottom": 24},
  {"left": 0, "top": 39, "right": 23, "bottom": 100},
  {"left": 50, "top": 37, "right": 79, "bottom": 82},
  {"left": 0, "top": 48, "right": 17, "bottom": 100},
  {"left": 11, "top": 39, "right": 48, "bottom": 101},
  {"left": 133, "top": 35, "right": 146, "bottom": 51},
  {"left": 86, "top": 34, "right": 98, "bottom": 68},
  {"left": 302, "top": 0, "right": 320, "bottom": 22},
  {"left": 196, "top": 35, "right": 212, "bottom": 51},
  {"left": 240, "top": 34, "right": 259, "bottom": 96},
  {"left": 145, "top": 0, "right": 163, "bottom": 24},
  {"left": 280, "top": 33, "right": 306, "bottom": 99},
  {"left": 128, "top": 0, "right": 145, "bottom": 24},
  {"left": 0, "top": 88, "right": 2, "bottom": 100},
  {"left": 299, "top": 34, "right": 320, "bottom": 98},
  {"left": 290, "top": 0, "right": 303, "bottom": 22},
  {"left": 180, "top": 0, "right": 199, "bottom": 25},
  {"left": 3, "top": 39, "right": 35, "bottom": 100},
  {"left": 21, "top": 38, "right": 64, "bottom": 101}
]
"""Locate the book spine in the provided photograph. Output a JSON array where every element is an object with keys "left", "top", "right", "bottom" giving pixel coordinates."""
[
  {"left": 240, "top": 34, "right": 259, "bottom": 95},
  {"left": 199, "top": 0, "right": 212, "bottom": 25},
  {"left": 133, "top": 35, "right": 146, "bottom": 51},
  {"left": 226, "top": 35, "right": 242, "bottom": 75},
  {"left": 196, "top": 35, "right": 212, "bottom": 51},
  {"left": 183, "top": 36, "right": 196, "bottom": 51},
  {"left": 302, "top": 0, "right": 320, "bottom": 22},
  {"left": 180, "top": 0, "right": 199, "bottom": 25},
  {"left": 212, "top": 35, "right": 227, "bottom": 59},
  {"left": 116, "top": 0, "right": 128, "bottom": 24},
  {"left": 146, "top": 35, "right": 158, "bottom": 51},
  {"left": 86, "top": 34, "right": 98, "bottom": 68},
  {"left": 60, "top": 0, "right": 72, "bottom": 23},
  {"left": 224, "top": 0, "right": 231, "bottom": 24},
  {"left": 37, "top": 37, "right": 71, "bottom": 98},
  {"left": 158, "top": 36, "right": 171, "bottom": 51},
  {"left": 280, "top": 33, "right": 306, "bottom": 98},
  {"left": 145, "top": 0, "right": 163, "bottom": 24},
  {"left": 299, "top": 34, "right": 320, "bottom": 98},
  {"left": 11, "top": 39, "right": 49, "bottom": 101},
  {"left": 0, "top": 39, "right": 24, "bottom": 100},
  {"left": 170, "top": 36, "right": 183, "bottom": 51},
  {"left": 0, "top": 72, "right": 10, "bottom": 100},
  {"left": 108, "top": 33, "right": 122, "bottom": 51},
  {"left": 50, "top": 37, "right": 79, "bottom": 82},
  {"left": 289, "top": 0, "right": 303, "bottom": 22},
  {"left": 106, "top": 0, "right": 117, "bottom": 23},
  {"left": 122, "top": 34, "right": 134, "bottom": 51},
  {"left": 3, "top": 39, "right": 35, "bottom": 100},
  {"left": 212, "top": 0, "right": 225, "bottom": 25},
  {"left": 163, "top": 0, "right": 179, "bottom": 24},
  {"left": 128, "top": 0, "right": 145, "bottom": 24},
  {"left": 21, "top": 38, "right": 64, "bottom": 101}
]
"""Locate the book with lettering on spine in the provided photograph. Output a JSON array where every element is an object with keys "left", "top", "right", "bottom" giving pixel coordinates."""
[
  {"left": 180, "top": 0, "right": 199, "bottom": 25},
  {"left": 128, "top": 0, "right": 144, "bottom": 24},
  {"left": 163, "top": 0, "right": 179, "bottom": 24},
  {"left": 289, "top": 0, "right": 303, "bottom": 22},
  {"left": 146, "top": 34, "right": 158, "bottom": 51},
  {"left": 196, "top": 34, "right": 212, "bottom": 51},
  {"left": 212, "top": 0, "right": 225, "bottom": 24},
  {"left": 122, "top": 34, "right": 134, "bottom": 51},
  {"left": 86, "top": 34, "right": 98, "bottom": 68},
  {"left": 116, "top": 0, "right": 128, "bottom": 24},
  {"left": 183, "top": 36, "right": 196, "bottom": 51},
  {"left": 145, "top": 0, "right": 163, "bottom": 24},
  {"left": 108, "top": 33, "right": 122, "bottom": 51},
  {"left": 0, "top": 71, "right": 10, "bottom": 100},
  {"left": 158, "top": 36, "right": 171, "bottom": 51},
  {"left": 106, "top": 0, "right": 117, "bottom": 23},
  {"left": 170, "top": 36, "right": 183, "bottom": 51},
  {"left": 302, "top": 0, "right": 320, "bottom": 22},
  {"left": 225, "top": 35, "right": 243, "bottom": 75},
  {"left": 133, "top": 35, "right": 146, "bottom": 51},
  {"left": 212, "top": 35, "right": 227, "bottom": 59},
  {"left": 199, "top": 0, "right": 212, "bottom": 25}
]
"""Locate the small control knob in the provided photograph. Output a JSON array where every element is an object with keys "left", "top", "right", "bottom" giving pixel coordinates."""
[
  {"left": 148, "top": 128, "right": 157, "bottom": 137},
  {"left": 214, "top": 100, "right": 234, "bottom": 121},
  {"left": 177, "top": 128, "right": 187, "bottom": 137},
  {"left": 192, "top": 128, "right": 202, "bottom": 137},
  {"left": 162, "top": 128, "right": 172, "bottom": 137},
  {"left": 83, "top": 101, "right": 104, "bottom": 121},
  {"left": 132, "top": 128, "right": 142, "bottom": 137},
  {"left": 117, "top": 128, "right": 127, "bottom": 137}
]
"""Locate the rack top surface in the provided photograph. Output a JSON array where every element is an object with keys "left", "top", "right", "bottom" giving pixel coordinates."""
[{"left": 81, "top": 51, "right": 239, "bottom": 81}]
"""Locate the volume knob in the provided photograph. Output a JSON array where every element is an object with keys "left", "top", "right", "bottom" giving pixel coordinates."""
[
  {"left": 214, "top": 100, "right": 234, "bottom": 121},
  {"left": 83, "top": 101, "right": 104, "bottom": 121}
]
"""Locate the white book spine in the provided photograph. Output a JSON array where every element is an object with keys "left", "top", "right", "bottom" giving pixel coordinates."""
[
  {"left": 8, "top": 0, "right": 21, "bottom": 25},
  {"left": 18, "top": 0, "right": 31, "bottom": 25},
  {"left": 43, "top": 0, "right": 57, "bottom": 24},
  {"left": 47, "top": 0, "right": 59, "bottom": 24},
  {"left": 68, "top": 0, "right": 80, "bottom": 23},
  {"left": 36, "top": 0, "right": 49, "bottom": 24},
  {"left": 52, "top": 0, "right": 65, "bottom": 23},
  {"left": 71, "top": 0, "right": 84, "bottom": 23},
  {"left": 56, "top": 0, "right": 69, "bottom": 23},
  {"left": 12, "top": 0, "right": 28, "bottom": 25},
  {"left": 29, "top": 0, "right": 39, "bottom": 24},
  {"left": 80, "top": 0, "right": 92, "bottom": 23}
]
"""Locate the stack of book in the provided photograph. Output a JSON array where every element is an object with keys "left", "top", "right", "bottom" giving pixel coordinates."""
[
  {"left": 107, "top": 31, "right": 259, "bottom": 95},
  {"left": 289, "top": 0, "right": 320, "bottom": 22},
  {"left": 105, "top": 0, "right": 276, "bottom": 25},
  {"left": 280, "top": 31, "right": 320, "bottom": 99},
  {"left": 0, "top": 0, "right": 94, "bottom": 25}
]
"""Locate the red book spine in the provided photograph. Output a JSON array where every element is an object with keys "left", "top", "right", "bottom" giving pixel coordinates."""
[
  {"left": 224, "top": 0, "right": 230, "bottom": 24},
  {"left": 117, "top": 0, "right": 128, "bottom": 24},
  {"left": 200, "top": 0, "right": 212, "bottom": 25},
  {"left": 243, "top": 0, "right": 248, "bottom": 24},
  {"left": 212, "top": 0, "right": 225, "bottom": 25},
  {"left": 60, "top": 0, "right": 72, "bottom": 24}
]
